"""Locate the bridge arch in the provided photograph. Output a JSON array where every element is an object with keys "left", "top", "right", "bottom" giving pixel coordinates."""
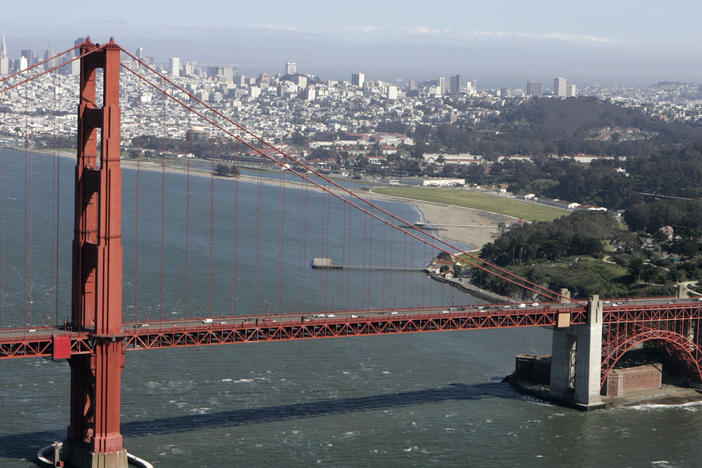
[{"left": 600, "top": 327, "right": 702, "bottom": 389}]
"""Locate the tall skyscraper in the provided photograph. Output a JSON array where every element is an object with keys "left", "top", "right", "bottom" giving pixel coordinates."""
[
  {"left": 20, "top": 49, "right": 34, "bottom": 66},
  {"left": 0, "top": 34, "right": 9, "bottom": 76},
  {"left": 44, "top": 47, "right": 57, "bottom": 70},
  {"left": 566, "top": 84, "right": 577, "bottom": 98},
  {"left": 351, "top": 72, "right": 365, "bottom": 88},
  {"left": 526, "top": 80, "right": 543, "bottom": 97},
  {"left": 68, "top": 37, "right": 85, "bottom": 76},
  {"left": 135, "top": 47, "right": 144, "bottom": 59},
  {"left": 169, "top": 56, "right": 181, "bottom": 77},
  {"left": 437, "top": 76, "right": 447, "bottom": 95},
  {"left": 450, "top": 74, "right": 463, "bottom": 95},
  {"left": 285, "top": 61, "right": 296, "bottom": 75},
  {"left": 554, "top": 77, "right": 567, "bottom": 98}
]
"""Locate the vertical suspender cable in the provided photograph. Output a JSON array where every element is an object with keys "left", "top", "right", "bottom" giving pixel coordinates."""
[
  {"left": 382, "top": 220, "right": 388, "bottom": 309},
  {"left": 341, "top": 194, "right": 348, "bottom": 308},
  {"left": 159, "top": 90, "right": 166, "bottom": 324},
  {"left": 276, "top": 159, "right": 286, "bottom": 314},
  {"left": 184, "top": 111, "right": 191, "bottom": 318},
  {"left": 254, "top": 146, "right": 263, "bottom": 314},
  {"left": 50, "top": 69, "right": 58, "bottom": 326},
  {"left": 0, "top": 102, "right": 5, "bottom": 326},
  {"left": 389, "top": 221, "right": 394, "bottom": 312},
  {"left": 134, "top": 78, "right": 142, "bottom": 324},
  {"left": 367, "top": 216, "right": 373, "bottom": 310},
  {"left": 208, "top": 133, "right": 215, "bottom": 317},
  {"left": 23, "top": 86, "right": 28, "bottom": 326},
  {"left": 361, "top": 214, "right": 367, "bottom": 311},
  {"left": 232, "top": 140, "right": 240, "bottom": 316},
  {"left": 297, "top": 177, "right": 308, "bottom": 313}
]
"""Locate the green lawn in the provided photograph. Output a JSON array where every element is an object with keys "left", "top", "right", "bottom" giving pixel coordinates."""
[{"left": 372, "top": 186, "right": 567, "bottom": 222}]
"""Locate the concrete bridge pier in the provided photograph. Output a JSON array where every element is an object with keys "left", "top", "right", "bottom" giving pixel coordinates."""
[{"left": 550, "top": 295, "right": 605, "bottom": 409}]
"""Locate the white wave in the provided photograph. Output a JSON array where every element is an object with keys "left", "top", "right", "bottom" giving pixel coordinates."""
[{"left": 626, "top": 400, "right": 702, "bottom": 411}]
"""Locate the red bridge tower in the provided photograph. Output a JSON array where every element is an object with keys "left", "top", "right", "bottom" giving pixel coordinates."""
[{"left": 64, "top": 38, "right": 127, "bottom": 468}]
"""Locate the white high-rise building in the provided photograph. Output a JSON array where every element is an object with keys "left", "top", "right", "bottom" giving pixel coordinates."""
[
  {"left": 566, "top": 83, "right": 577, "bottom": 98},
  {"left": 437, "top": 76, "right": 447, "bottom": 95},
  {"left": 169, "top": 56, "right": 181, "bottom": 77},
  {"left": 0, "top": 34, "right": 8, "bottom": 76},
  {"left": 285, "top": 61, "right": 296, "bottom": 75},
  {"left": 554, "top": 77, "right": 567, "bottom": 98},
  {"left": 351, "top": 72, "right": 365, "bottom": 88}
]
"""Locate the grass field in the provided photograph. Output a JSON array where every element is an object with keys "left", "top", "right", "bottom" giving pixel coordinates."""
[{"left": 372, "top": 186, "right": 568, "bottom": 222}]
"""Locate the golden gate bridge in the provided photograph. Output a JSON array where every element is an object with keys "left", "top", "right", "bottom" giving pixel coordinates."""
[{"left": 0, "top": 38, "right": 700, "bottom": 467}]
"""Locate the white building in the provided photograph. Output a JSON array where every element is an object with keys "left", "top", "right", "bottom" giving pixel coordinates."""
[
  {"left": 351, "top": 72, "right": 365, "bottom": 88},
  {"left": 566, "top": 83, "right": 577, "bottom": 97},
  {"left": 437, "top": 76, "right": 447, "bottom": 95},
  {"left": 554, "top": 77, "right": 567, "bottom": 98},
  {"left": 0, "top": 34, "right": 9, "bottom": 76},
  {"left": 423, "top": 153, "right": 482, "bottom": 165},
  {"left": 400, "top": 177, "right": 465, "bottom": 187},
  {"left": 169, "top": 56, "right": 181, "bottom": 77},
  {"left": 285, "top": 61, "right": 296, "bottom": 74}
]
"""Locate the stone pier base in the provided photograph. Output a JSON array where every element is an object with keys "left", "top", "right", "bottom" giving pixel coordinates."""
[
  {"left": 549, "top": 295, "right": 605, "bottom": 409},
  {"left": 62, "top": 441, "right": 128, "bottom": 468}
]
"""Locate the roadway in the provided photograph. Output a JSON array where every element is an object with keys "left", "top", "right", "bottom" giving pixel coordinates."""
[{"left": 0, "top": 296, "right": 700, "bottom": 359}]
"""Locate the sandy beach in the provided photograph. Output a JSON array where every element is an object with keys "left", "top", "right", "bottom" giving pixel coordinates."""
[{"left": 412, "top": 201, "right": 508, "bottom": 251}]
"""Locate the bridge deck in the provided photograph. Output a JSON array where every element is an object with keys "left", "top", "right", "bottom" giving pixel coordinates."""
[{"left": 2, "top": 297, "right": 699, "bottom": 359}]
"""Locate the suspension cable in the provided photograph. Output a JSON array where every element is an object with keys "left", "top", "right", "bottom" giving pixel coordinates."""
[
  {"left": 119, "top": 61, "right": 580, "bottom": 304},
  {"left": 118, "top": 48, "right": 576, "bottom": 304}
]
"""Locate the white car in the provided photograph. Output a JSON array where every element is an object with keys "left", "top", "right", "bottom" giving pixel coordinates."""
[{"left": 202, "top": 318, "right": 213, "bottom": 324}]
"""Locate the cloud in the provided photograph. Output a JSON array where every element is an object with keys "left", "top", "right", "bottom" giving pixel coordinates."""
[
  {"left": 363, "top": 25, "right": 622, "bottom": 46},
  {"left": 247, "top": 24, "right": 307, "bottom": 34},
  {"left": 464, "top": 30, "right": 622, "bottom": 45}
]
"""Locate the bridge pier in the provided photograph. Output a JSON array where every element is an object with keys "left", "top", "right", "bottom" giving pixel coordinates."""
[{"left": 550, "top": 295, "right": 604, "bottom": 409}]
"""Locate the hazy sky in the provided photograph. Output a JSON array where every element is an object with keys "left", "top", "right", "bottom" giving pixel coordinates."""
[{"left": 4, "top": 0, "right": 702, "bottom": 87}]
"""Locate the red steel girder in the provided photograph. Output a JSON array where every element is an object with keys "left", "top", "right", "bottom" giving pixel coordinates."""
[
  {"left": 121, "top": 307, "right": 586, "bottom": 351},
  {"left": 0, "top": 331, "right": 91, "bottom": 360}
]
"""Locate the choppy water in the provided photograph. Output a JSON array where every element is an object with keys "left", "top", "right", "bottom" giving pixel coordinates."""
[{"left": 1, "top": 149, "right": 701, "bottom": 467}]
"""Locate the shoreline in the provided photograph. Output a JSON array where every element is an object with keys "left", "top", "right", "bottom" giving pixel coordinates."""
[
  {"left": 8, "top": 145, "right": 505, "bottom": 252},
  {"left": 507, "top": 375, "right": 702, "bottom": 410}
]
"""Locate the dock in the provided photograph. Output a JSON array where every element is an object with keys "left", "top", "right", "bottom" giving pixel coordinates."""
[{"left": 311, "top": 257, "right": 423, "bottom": 272}]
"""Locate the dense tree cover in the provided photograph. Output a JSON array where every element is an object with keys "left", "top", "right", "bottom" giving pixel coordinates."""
[
  {"left": 436, "top": 144, "right": 702, "bottom": 210},
  {"left": 412, "top": 98, "right": 702, "bottom": 209},
  {"left": 468, "top": 211, "right": 688, "bottom": 299},
  {"left": 624, "top": 199, "right": 702, "bottom": 237},
  {"left": 214, "top": 164, "right": 240, "bottom": 177},
  {"left": 412, "top": 97, "right": 702, "bottom": 159},
  {"left": 626, "top": 144, "right": 702, "bottom": 198},
  {"left": 479, "top": 211, "right": 619, "bottom": 266}
]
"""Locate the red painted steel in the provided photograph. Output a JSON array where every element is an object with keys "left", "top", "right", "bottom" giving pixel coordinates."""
[
  {"left": 601, "top": 326, "right": 702, "bottom": 387},
  {"left": 121, "top": 307, "right": 587, "bottom": 350},
  {"left": 0, "top": 331, "right": 91, "bottom": 359},
  {"left": 53, "top": 334, "right": 72, "bottom": 359},
  {"left": 2, "top": 42, "right": 702, "bottom": 468},
  {"left": 68, "top": 38, "right": 125, "bottom": 456}
]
